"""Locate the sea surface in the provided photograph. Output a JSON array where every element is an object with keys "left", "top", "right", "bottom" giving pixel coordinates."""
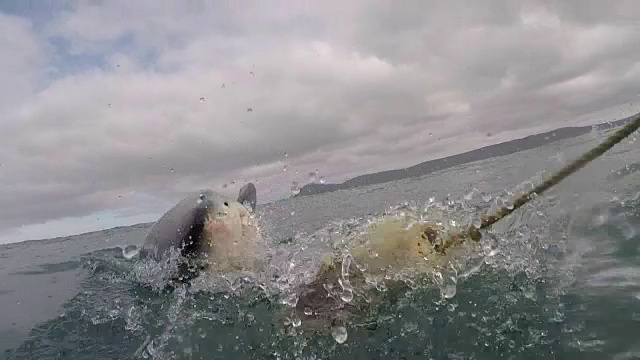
[{"left": 1, "top": 127, "right": 639, "bottom": 359}]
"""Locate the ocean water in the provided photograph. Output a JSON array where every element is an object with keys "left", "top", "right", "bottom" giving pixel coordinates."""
[{"left": 1, "top": 128, "right": 639, "bottom": 360}]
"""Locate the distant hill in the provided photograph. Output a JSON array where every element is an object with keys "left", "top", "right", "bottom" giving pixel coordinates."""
[{"left": 295, "top": 115, "right": 635, "bottom": 197}]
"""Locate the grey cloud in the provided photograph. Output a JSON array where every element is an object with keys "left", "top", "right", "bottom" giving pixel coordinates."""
[
  {"left": 0, "top": 13, "right": 43, "bottom": 110},
  {"left": 548, "top": 0, "right": 639, "bottom": 25},
  {"left": 346, "top": 0, "right": 640, "bottom": 121}
]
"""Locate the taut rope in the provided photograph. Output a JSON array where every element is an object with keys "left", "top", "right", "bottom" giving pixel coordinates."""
[{"left": 437, "top": 111, "right": 640, "bottom": 253}]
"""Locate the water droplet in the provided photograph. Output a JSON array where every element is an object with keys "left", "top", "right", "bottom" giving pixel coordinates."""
[
  {"left": 303, "top": 307, "right": 313, "bottom": 316},
  {"left": 290, "top": 211, "right": 295, "bottom": 216},
  {"left": 484, "top": 248, "right": 499, "bottom": 264},
  {"left": 621, "top": 222, "right": 637, "bottom": 240},
  {"left": 523, "top": 285, "right": 537, "bottom": 300},
  {"left": 197, "top": 328, "right": 207, "bottom": 338},
  {"left": 319, "top": 176, "right": 325, "bottom": 184},
  {"left": 481, "top": 193, "right": 492, "bottom": 202},
  {"left": 331, "top": 326, "right": 348, "bottom": 344},
  {"left": 122, "top": 245, "right": 140, "bottom": 259},
  {"left": 505, "top": 200, "right": 514, "bottom": 209},
  {"left": 283, "top": 165, "right": 288, "bottom": 172},
  {"left": 463, "top": 189, "right": 474, "bottom": 201},
  {"left": 291, "top": 315, "right": 301, "bottom": 327},
  {"left": 440, "top": 284, "right": 457, "bottom": 299},
  {"left": 199, "top": 97, "right": 205, "bottom": 103},
  {"left": 290, "top": 181, "right": 301, "bottom": 196},
  {"left": 508, "top": 340, "right": 516, "bottom": 349},
  {"left": 249, "top": 71, "right": 254, "bottom": 77},
  {"left": 283, "top": 151, "right": 288, "bottom": 157},
  {"left": 340, "top": 291, "right": 354, "bottom": 303},
  {"left": 245, "top": 313, "right": 255, "bottom": 323},
  {"left": 281, "top": 293, "right": 298, "bottom": 307},
  {"left": 169, "top": 168, "right": 175, "bottom": 173},
  {"left": 247, "top": 107, "right": 253, "bottom": 112},
  {"left": 221, "top": 83, "right": 225, "bottom": 88},
  {"left": 308, "top": 171, "right": 317, "bottom": 183},
  {"left": 107, "top": 103, "right": 112, "bottom": 108},
  {"left": 592, "top": 214, "right": 607, "bottom": 226}
]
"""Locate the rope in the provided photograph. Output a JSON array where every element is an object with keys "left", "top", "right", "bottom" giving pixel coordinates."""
[{"left": 439, "top": 111, "right": 640, "bottom": 252}]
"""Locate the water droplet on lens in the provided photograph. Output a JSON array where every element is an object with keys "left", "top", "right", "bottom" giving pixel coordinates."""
[
  {"left": 340, "top": 290, "right": 354, "bottom": 302},
  {"left": 505, "top": 200, "right": 514, "bottom": 209},
  {"left": 441, "top": 284, "right": 457, "bottom": 299},
  {"left": 303, "top": 307, "right": 313, "bottom": 316},
  {"left": 281, "top": 293, "right": 298, "bottom": 307},
  {"left": 308, "top": 171, "right": 317, "bottom": 183},
  {"left": 464, "top": 190, "right": 474, "bottom": 201},
  {"left": 291, "top": 315, "right": 301, "bottom": 327},
  {"left": 331, "top": 326, "right": 348, "bottom": 344},
  {"left": 592, "top": 214, "right": 607, "bottom": 226},
  {"left": 319, "top": 176, "right": 325, "bottom": 184},
  {"left": 197, "top": 328, "right": 206, "bottom": 338},
  {"left": 199, "top": 97, "right": 205, "bottom": 103},
  {"left": 290, "top": 181, "right": 301, "bottom": 196},
  {"left": 523, "top": 285, "right": 536, "bottom": 300},
  {"left": 122, "top": 245, "right": 139, "bottom": 259},
  {"left": 621, "top": 222, "right": 637, "bottom": 240},
  {"left": 482, "top": 193, "right": 492, "bottom": 202},
  {"left": 283, "top": 165, "right": 288, "bottom": 172}
]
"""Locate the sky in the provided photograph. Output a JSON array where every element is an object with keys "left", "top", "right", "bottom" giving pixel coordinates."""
[{"left": 0, "top": 0, "right": 639, "bottom": 244}]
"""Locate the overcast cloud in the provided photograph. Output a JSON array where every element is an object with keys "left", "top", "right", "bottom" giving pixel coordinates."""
[{"left": 0, "top": 0, "right": 639, "bottom": 243}]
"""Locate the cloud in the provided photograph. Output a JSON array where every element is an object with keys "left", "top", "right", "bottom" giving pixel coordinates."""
[
  {"left": 0, "top": 12, "right": 44, "bottom": 110},
  {"left": 0, "top": 0, "right": 639, "bottom": 242}
]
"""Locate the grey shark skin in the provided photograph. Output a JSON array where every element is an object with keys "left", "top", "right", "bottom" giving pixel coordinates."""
[{"left": 141, "top": 183, "right": 258, "bottom": 265}]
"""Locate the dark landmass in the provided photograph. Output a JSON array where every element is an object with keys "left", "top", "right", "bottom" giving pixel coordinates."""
[{"left": 295, "top": 115, "right": 636, "bottom": 197}]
